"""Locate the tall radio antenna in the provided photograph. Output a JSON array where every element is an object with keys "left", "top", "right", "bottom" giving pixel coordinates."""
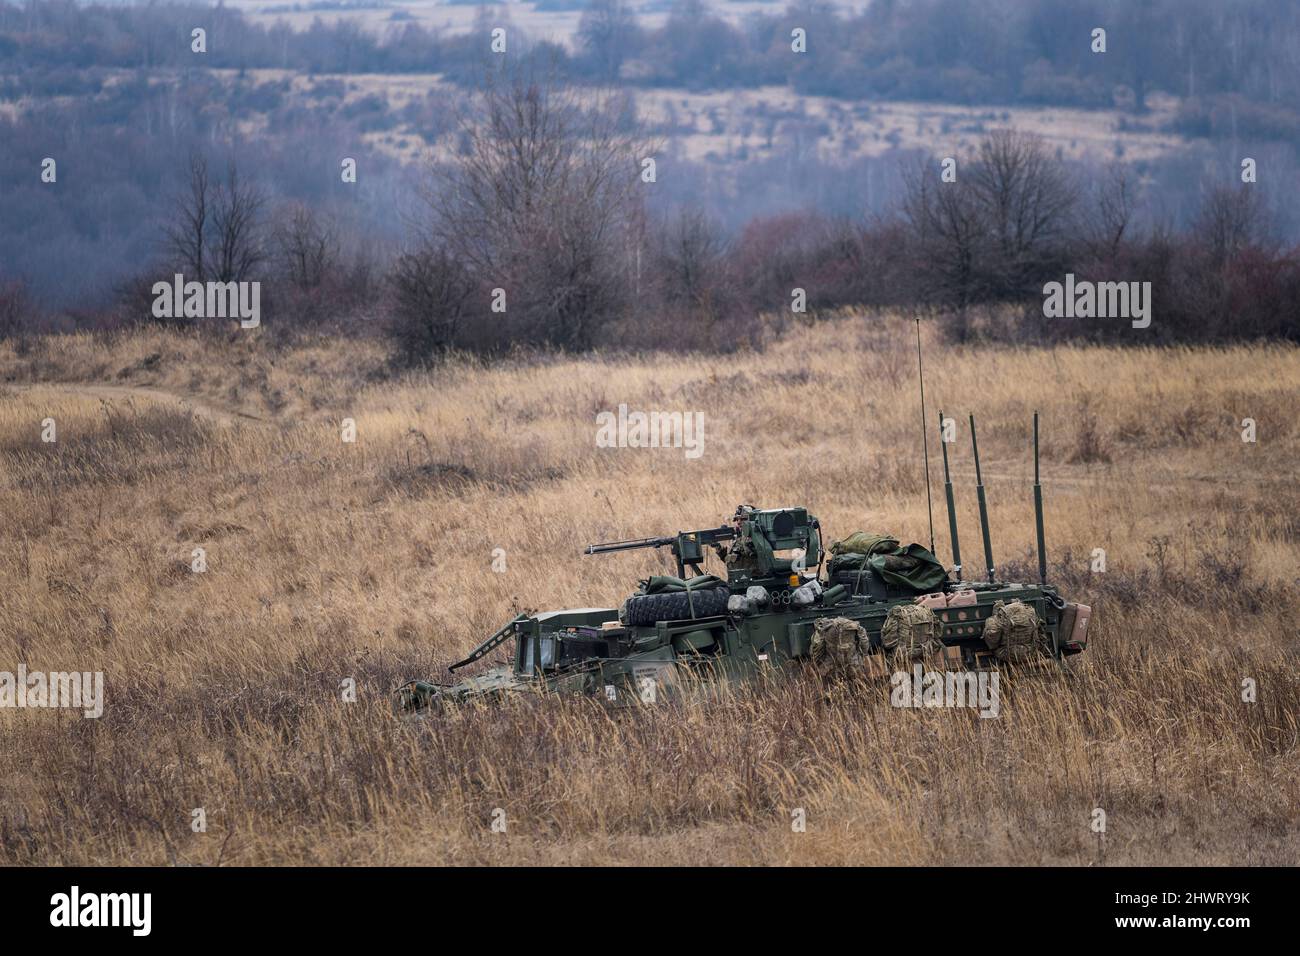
[
  {"left": 970, "top": 413, "right": 996, "bottom": 582},
  {"left": 939, "top": 409, "right": 962, "bottom": 581},
  {"left": 916, "top": 317, "right": 935, "bottom": 554},
  {"left": 1034, "top": 411, "right": 1047, "bottom": 585}
]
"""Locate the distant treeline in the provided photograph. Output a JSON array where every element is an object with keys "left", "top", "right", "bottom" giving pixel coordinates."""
[
  {"left": 3, "top": 78, "right": 1295, "bottom": 353},
  {"left": 2, "top": 0, "right": 1299, "bottom": 139},
  {"left": 2, "top": 3, "right": 1298, "bottom": 351}
]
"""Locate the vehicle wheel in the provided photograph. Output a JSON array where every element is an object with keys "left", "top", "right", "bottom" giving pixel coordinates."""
[{"left": 623, "top": 586, "right": 729, "bottom": 626}]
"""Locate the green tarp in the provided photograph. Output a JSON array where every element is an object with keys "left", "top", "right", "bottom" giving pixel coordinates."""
[
  {"left": 869, "top": 543, "right": 948, "bottom": 592},
  {"left": 830, "top": 537, "right": 948, "bottom": 593}
]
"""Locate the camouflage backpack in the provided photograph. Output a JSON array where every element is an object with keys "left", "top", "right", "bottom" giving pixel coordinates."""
[
  {"left": 981, "top": 600, "right": 1045, "bottom": 663},
  {"left": 811, "top": 617, "right": 865, "bottom": 670},
  {"left": 881, "top": 604, "right": 942, "bottom": 662}
]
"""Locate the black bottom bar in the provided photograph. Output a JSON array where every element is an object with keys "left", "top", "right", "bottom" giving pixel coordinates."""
[{"left": 0, "top": 866, "right": 1281, "bottom": 942}]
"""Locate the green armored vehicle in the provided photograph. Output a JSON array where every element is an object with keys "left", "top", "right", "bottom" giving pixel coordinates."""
[{"left": 396, "top": 413, "right": 1092, "bottom": 711}]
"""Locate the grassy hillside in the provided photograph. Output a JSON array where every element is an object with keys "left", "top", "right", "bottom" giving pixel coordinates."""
[{"left": 0, "top": 318, "right": 1297, "bottom": 864}]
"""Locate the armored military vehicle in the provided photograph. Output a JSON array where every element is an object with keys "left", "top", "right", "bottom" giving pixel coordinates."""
[{"left": 396, "top": 412, "right": 1092, "bottom": 712}]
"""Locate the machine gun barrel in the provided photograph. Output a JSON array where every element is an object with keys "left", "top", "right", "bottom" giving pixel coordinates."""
[
  {"left": 584, "top": 535, "right": 675, "bottom": 555},
  {"left": 585, "top": 524, "right": 738, "bottom": 576}
]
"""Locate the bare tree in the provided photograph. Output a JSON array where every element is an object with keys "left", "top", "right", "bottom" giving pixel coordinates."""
[
  {"left": 655, "top": 208, "right": 730, "bottom": 311},
  {"left": 578, "top": 0, "right": 641, "bottom": 81},
  {"left": 904, "top": 130, "right": 1075, "bottom": 306},
  {"left": 903, "top": 158, "right": 986, "bottom": 308},
  {"left": 420, "top": 71, "right": 657, "bottom": 350},
  {"left": 0, "top": 278, "right": 30, "bottom": 339},
  {"left": 208, "top": 160, "right": 267, "bottom": 283},
  {"left": 164, "top": 154, "right": 210, "bottom": 281},
  {"left": 1193, "top": 184, "right": 1272, "bottom": 266},
  {"left": 273, "top": 202, "right": 339, "bottom": 290},
  {"left": 966, "top": 129, "right": 1075, "bottom": 294},
  {"left": 1087, "top": 162, "right": 1135, "bottom": 261},
  {"left": 389, "top": 246, "right": 478, "bottom": 362},
  {"left": 163, "top": 154, "right": 266, "bottom": 284},
  {"left": 646, "top": 207, "right": 749, "bottom": 342}
]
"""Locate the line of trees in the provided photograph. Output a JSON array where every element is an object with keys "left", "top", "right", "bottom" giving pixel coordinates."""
[
  {"left": 382, "top": 85, "right": 1289, "bottom": 351},
  {"left": 381, "top": 82, "right": 1300, "bottom": 356},
  {"left": 4, "top": 0, "right": 1299, "bottom": 136},
  {"left": 106, "top": 152, "right": 379, "bottom": 333},
  {"left": 6, "top": 1, "right": 1300, "bottom": 316},
  {"left": 3, "top": 73, "right": 1297, "bottom": 353}
]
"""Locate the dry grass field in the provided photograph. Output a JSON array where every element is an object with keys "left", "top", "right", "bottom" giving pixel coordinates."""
[
  {"left": 194, "top": 67, "right": 1181, "bottom": 168},
  {"left": 1, "top": 316, "right": 1297, "bottom": 865}
]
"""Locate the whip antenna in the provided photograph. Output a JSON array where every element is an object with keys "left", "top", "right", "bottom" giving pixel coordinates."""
[
  {"left": 939, "top": 409, "right": 961, "bottom": 581},
  {"left": 916, "top": 317, "right": 935, "bottom": 554},
  {"left": 970, "top": 414, "right": 995, "bottom": 582},
  {"left": 1034, "top": 411, "right": 1047, "bottom": 585}
]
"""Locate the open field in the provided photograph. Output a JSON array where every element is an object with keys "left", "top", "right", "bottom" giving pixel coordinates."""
[
  {"left": 4, "top": 65, "right": 1181, "bottom": 171},
  {"left": 209, "top": 68, "right": 1183, "bottom": 167},
  {"left": 1, "top": 318, "right": 1298, "bottom": 865}
]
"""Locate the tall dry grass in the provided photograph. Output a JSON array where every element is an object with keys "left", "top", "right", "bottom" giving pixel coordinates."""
[{"left": 0, "top": 318, "right": 1297, "bottom": 864}]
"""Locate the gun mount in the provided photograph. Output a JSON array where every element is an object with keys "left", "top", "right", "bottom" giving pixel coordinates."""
[
  {"left": 583, "top": 505, "right": 821, "bottom": 582},
  {"left": 584, "top": 525, "right": 734, "bottom": 578}
]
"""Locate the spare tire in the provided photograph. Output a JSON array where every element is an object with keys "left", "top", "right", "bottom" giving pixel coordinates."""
[{"left": 622, "top": 586, "right": 729, "bottom": 626}]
